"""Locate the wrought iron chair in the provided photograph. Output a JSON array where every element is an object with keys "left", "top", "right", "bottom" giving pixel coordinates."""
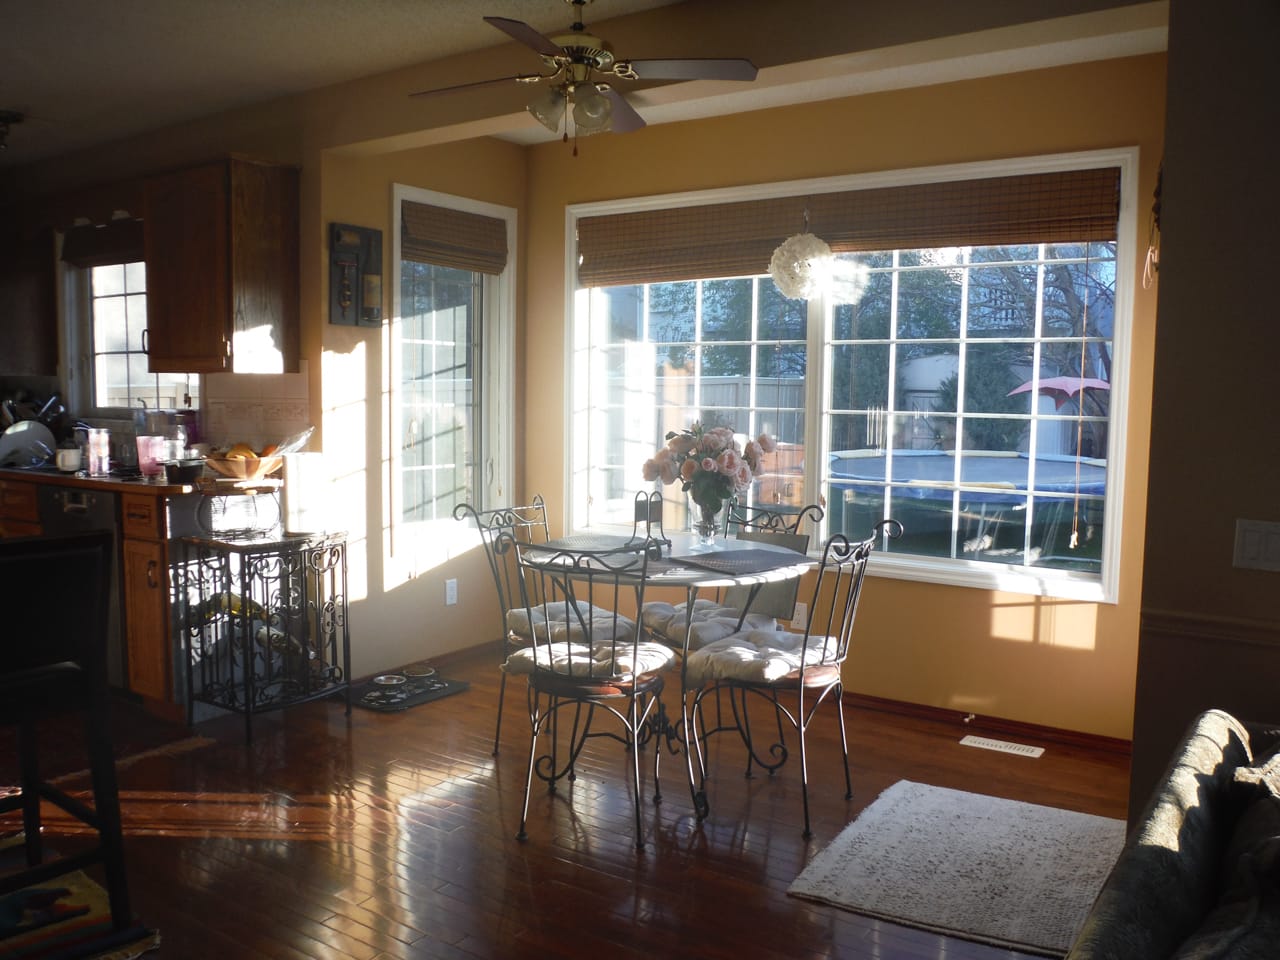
[
  {"left": 686, "top": 519, "right": 902, "bottom": 837},
  {"left": 506, "top": 535, "right": 675, "bottom": 850},
  {"left": 453, "top": 496, "right": 551, "bottom": 755},
  {"left": 640, "top": 501, "right": 825, "bottom": 653},
  {"left": 0, "top": 532, "right": 134, "bottom": 936}
]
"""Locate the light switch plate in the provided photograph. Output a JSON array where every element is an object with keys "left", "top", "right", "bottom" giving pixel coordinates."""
[{"left": 1232, "top": 519, "right": 1280, "bottom": 571}]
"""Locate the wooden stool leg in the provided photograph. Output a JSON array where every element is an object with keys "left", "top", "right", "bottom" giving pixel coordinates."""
[
  {"left": 84, "top": 707, "right": 132, "bottom": 930},
  {"left": 18, "top": 718, "right": 44, "bottom": 867}
]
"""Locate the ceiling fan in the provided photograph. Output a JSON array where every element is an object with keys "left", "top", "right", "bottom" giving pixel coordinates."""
[{"left": 411, "top": 0, "right": 757, "bottom": 142}]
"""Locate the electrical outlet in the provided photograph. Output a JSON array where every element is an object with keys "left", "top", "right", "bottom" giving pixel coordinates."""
[
  {"left": 445, "top": 578, "right": 458, "bottom": 605},
  {"left": 791, "top": 602, "right": 808, "bottom": 628}
]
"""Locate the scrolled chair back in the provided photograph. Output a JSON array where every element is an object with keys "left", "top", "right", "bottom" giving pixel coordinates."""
[
  {"left": 507, "top": 536, "right": 670, "bottom": 684},
  {"left": 453, "top": 495, "right": 550, "bottom": 616},
  {"left": 799, "top": 518, "right": 903, "bottom": 670},
  {"left": 724, "top": 499, "right": 825, "bottom": 536}
]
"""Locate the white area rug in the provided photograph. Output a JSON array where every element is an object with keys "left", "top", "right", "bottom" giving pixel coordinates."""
[{"left": 788, "top": 780, "right": 1125, "bottom": 957}]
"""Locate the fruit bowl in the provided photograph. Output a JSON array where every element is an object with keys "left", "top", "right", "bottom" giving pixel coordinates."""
[{"left": 205, "top": 455, "right": 283, "bottom": 480}]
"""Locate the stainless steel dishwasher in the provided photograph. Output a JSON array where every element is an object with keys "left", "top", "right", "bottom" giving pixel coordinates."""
[{"left": 37, "top": 485, "right": 124, "bottom": 687}]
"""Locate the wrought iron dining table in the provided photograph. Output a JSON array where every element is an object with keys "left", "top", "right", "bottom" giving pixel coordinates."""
[{"left": 532, "top": 530, "right": 817, "bottom": 820}]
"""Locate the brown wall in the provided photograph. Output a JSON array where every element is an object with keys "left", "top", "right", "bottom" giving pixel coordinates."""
[{"left": 1130, "top": 0, "right": 1280, "bottom": 819}]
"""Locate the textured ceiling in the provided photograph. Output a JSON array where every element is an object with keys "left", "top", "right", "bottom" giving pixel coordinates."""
[{"left": 0, "top": 0, "right": 682, "bottom": 168}]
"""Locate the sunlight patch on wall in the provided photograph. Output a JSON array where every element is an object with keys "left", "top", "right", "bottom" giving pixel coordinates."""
[{"left": 988, "top": 593, "right": 1100, "bottom": 650}]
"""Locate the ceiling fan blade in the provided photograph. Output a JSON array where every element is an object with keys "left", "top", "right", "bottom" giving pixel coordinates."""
[
  {"left": 601, "top": 88, "right": 646, "bottom": 134},
  {"left": 410, "top": 74, "right": 544, "bottom": 98},
  {"left": 483, "top": 16, "right": 565, "bottom": 59},
  {"left": 622, "top": 58, "right": 758, "bottom": 82}
]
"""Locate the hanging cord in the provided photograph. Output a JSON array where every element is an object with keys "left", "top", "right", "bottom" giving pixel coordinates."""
[
  {"left": 1069, "top": 246, "right": 1091, "bottom": 550},
  {"left": 773, "top": 340, "right": 783, "bottom": 503}
]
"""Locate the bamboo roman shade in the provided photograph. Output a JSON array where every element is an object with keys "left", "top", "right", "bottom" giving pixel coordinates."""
[
  {"left": 577, "top": 166, "right": 1120, "bottom": 288},
  {"left": 401, "top": 200, "right": 508, "bottom": 275}
]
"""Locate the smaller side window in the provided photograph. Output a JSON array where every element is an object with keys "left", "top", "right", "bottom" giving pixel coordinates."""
[{"left": 67, "top": 261, "right": 200, "bottom": 414}]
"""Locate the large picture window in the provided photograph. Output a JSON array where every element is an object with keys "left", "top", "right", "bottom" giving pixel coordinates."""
[{"left": 569, "top": 151, "right": 1136, "bottom": 601}]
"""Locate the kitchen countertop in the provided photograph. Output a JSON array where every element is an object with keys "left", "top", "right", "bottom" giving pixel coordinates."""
[{"left": 0, "top": 465, "right": 280, "bottom": 497}]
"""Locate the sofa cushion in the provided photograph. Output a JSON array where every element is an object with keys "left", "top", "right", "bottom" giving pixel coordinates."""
[{"left": 1171, "top": 835, "right": 1280, "bottom": 960}]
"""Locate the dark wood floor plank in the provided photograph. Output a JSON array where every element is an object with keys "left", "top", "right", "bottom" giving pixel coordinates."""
[{"left": 3, "top": 646, "right": 1128, "bottom": 959}]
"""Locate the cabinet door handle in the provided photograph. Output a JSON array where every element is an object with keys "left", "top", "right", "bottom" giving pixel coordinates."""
[
  {"left": 141, "top": 328, "right": 149, "bottom": 354},
  {"left": 146, "top": 559, "right": 158, "bottom": 588}
]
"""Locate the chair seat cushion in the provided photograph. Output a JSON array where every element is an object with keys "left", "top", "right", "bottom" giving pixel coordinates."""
[
  {"left": 503, "top": 639, "right": 675, "bottom": 679},
  {"left": 506, "top": 603, "right": 631, "bottom": 645},
  {"left": 684, "top": 628, "right": 842, "bottom": 687},
  {"left": 640, "top": 599, "right": 776, "bottom": 650}
]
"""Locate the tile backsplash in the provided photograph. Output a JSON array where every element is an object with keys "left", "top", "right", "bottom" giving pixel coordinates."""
[{"left": 203, "top": 371, "right": 311, "bottom": 451}]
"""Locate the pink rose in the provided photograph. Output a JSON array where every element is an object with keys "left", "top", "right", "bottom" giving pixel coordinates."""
[
  {"left": 757, "top": 432, "right": 777, "bottom": 454},
  {"left": 655, "top": 447, "right": 674, "bottom": 465},
  {"left": 701, "top": 457, "right": 717, "bottom": 473},
  {"left": 735, "top": 463, "right": 753, "bottom": 489},
  {"left": 659, "top": 458, "right": 680, "bottom": 484},
  {"left": 680, "top": 459, "right": 698, "bottom": 482},
  {"left": 717, "top": 449, "right": 741, "bottom": 475},
  {"left": 642, "top": 459, "right": 660, "bottom": 482},
  {"left": 743, "top": 440, "right": 762, "bottom": 468},
  {"left": 668, "top": 434, "right": 698, "bottom": 456}
]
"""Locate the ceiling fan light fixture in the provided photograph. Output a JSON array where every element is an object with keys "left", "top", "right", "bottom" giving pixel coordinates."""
[
  {"left": 527, "top": 87, "right": 567, "bottom": 133},
  {"left": 571, "top": 82, "right": 612, "bottom": 134}
]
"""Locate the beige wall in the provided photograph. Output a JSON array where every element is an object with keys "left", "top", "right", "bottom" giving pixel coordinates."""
[
  {"left": 316, "top": 142, "right": 528, "bottom": 679},
  {"left": 521, "top": 54, "right": 1166, "bottom": 739}
]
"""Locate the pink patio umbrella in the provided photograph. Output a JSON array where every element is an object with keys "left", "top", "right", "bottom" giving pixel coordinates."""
[{"left": 1007, "top": 376, "right": 1110, "bottom": 409}]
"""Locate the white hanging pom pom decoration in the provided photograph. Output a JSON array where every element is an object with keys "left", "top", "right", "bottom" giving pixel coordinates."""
[{"left": 769, "top": 232, "right": 833, "bottom": 300}]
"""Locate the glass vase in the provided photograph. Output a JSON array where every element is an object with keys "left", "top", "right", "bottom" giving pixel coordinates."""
[{"left": 694, "top": 502, "right": 725, "bottom": 546}]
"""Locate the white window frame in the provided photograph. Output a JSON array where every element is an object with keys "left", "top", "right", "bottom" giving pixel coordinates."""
[
  {"left": 389, "top": 184, "right": 517, "bottom": 550},
  {"left": 565, "top": 148, "right": 1138, "bottom": 603}
]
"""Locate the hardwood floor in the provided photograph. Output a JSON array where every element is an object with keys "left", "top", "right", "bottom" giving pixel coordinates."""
[{"left": 5, "top": 647, "right": 1129, "bottom": 959}]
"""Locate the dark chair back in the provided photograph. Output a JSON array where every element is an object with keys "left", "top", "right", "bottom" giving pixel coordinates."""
[
  {"left": 512, "top": 540, "right": 652, "bottom": 685},
  {"left": 1, "top": 531, "right": 114, "bottom": 717},
  {"left": 722, "top": 501, "right": 825, "bottom": 621},
  {"left": 798, "top": 519, "right": 902, "bottom": 670},
  {"left": 725, "top": 499, "right": 824, "bottom": 536},
  {"left": 454, "top": 496, "right": 551, "bottom": 634}
]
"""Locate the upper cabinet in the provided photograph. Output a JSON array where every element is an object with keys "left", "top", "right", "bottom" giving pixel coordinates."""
[
  {"left": 0, "top": 217, "right": 57, "bottom": 376},
  {"left": 143, "top": 157, "right": 299, "bottom": 374}
]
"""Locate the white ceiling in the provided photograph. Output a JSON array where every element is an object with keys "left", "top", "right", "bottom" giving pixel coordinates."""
[
  {"left": 0, "top": 0, "right": 682, "bottom": 169},
  {"left": 0, "top": 0, "right": 1168, "bottom": 172}
]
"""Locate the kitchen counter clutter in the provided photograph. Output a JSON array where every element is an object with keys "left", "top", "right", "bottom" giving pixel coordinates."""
[
  {"left": 0, "top": 466, "right": 303, "bottom": 722},
  {"left": 175, "top": 530, "right": 351, "bottom": 743}
]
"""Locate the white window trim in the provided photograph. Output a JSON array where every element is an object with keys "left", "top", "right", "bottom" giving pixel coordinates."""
[
  {"left": 389, "top": 184, "right": 517, "bottom": 552},
  {"left": 565, "top": 147, "right": 1139, "bottom": 604}
]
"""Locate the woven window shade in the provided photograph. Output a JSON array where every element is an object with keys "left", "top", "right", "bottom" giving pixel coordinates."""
[
  {"left": 402, "top": 200, "right": 508, "bottom": 275},
  {"left": 60, "top": 218, "right": 145, "bottom": 268},
  {"left": 577, "top": 166, "right": 1120, "bottom": 288}
]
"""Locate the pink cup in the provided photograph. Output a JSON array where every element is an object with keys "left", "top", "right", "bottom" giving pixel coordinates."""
[{"left": 136, "top": 435, "right": 166, "bottom": 477}]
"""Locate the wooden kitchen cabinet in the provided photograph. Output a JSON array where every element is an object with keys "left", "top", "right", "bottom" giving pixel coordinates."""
[
  {"left": 143, "top": 157, "right": 299, "bottom": 374},
  {"left": 0, "top": 478, "right": 42, "bottom": 537},
  {"left": 0, "top": 220, "right": 57, "bottom": 376},
  {"left": 120, "top": 490, "right": 172, "bottom": 702}
]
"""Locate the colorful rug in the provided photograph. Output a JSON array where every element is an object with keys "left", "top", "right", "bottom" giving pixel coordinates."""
[
  {"left": 0, "top": 866, "right": 159, "bottom": 960},
  {"left": 788, "top": 780, "right": 1125, "bottom": 957}
]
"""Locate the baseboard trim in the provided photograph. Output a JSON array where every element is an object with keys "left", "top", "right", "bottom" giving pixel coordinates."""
[{"left": 845, "top": 692, "right": 1132, "bottom": 758}]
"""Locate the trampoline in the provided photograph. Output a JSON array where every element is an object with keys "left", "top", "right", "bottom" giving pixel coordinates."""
[{"left": 826, "top": 450, "right": 1106, "bottom": 568}]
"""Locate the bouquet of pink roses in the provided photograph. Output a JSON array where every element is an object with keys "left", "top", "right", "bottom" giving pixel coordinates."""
[{"left": 642, "top": 421, "right": 777, "bottom": 524}]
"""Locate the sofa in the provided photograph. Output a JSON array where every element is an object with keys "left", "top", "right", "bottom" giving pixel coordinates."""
[{"left": 1066, "top": 708, "right": 1280, "bottom": 959}]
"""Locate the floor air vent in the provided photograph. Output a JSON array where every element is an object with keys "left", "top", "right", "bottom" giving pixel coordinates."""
[{"left": 960, "top": 735, "right": 1044, "bottom": 758}]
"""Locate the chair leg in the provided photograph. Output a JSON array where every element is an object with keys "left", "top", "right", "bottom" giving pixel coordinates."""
[
  {"left": 835, "top": 684, "right": 853, "bottom": 800},
  {"left": 17, "top": 719, "right": 43, "bottom": 867},
  {"left": 629, "top": 695, "right": 645, "bottom": 851},
  {"left": 84, "top": 705, "right": 131, "bottom": 930},
  {"left": 517, "top": 692, "right": 543, "bottom": 842},
  {"left": 493, "top": 667, "right": 508, "bottom": 756},
  {"left": 798, "top": 694, "right": 813, "bottom": 839}
]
